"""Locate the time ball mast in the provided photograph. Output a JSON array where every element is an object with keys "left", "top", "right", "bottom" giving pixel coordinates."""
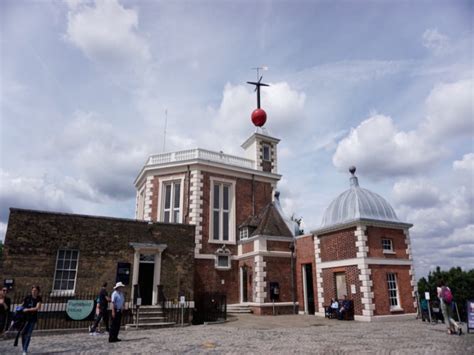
[{"left": 247, "top": 76, "right": 269, "bottom": 127}]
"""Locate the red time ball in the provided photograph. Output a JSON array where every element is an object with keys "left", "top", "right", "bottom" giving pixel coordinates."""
[{"left": 251, "top": 108, "right": 267, "bottom": 127}]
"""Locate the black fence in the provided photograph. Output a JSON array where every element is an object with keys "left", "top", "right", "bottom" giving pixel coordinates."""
[
  {"left": 192, "top": 292, "right": 227, "bottom": 325},
  {"left": 4, "top": 291, "right": 132, "bottom": 330}
]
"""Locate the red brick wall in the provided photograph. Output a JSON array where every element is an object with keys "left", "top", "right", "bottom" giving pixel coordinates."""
[
  {"left": 242, "top": 242, "right": 254, "bottom": 254},
  {"left": 366, "top": 227, "right": 408, "bottom": 259},
  {"left": 370, "top": 264, "right": 415, "bottom": 315},
  {"left": 267, "top": 240, "right": 291, "bottom": 252},
  {"left": 200, "top": 172, "right": 272, "bottom": 255},
  {"left": 264, "top": 257, "right": 292, "bottom": 303},
  {"left": 194, "top": 259, "right": 240, "bottom": 304},
  {"left": 319, "top": 227, "right": 357, "bottom": 262},
  {"left": 322, "top": 265, "right": 363, "bottom": 315},
  {"left": 295, "top": 235, "right": 318, "bottom": 313}
]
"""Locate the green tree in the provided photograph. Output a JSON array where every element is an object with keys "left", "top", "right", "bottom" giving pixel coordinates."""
[{"left": 418, "top": 266, "right": 474, "bottom": 322}]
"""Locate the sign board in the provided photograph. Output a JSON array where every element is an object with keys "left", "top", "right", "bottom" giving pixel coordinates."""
[
  {"left": 467, "top": 300, "right": 474, "bottom": 333},
  {"left": 136, "top": 298, "right": 142, "bottom": 306},
  {"left": 180, "top": 296, "right": 186, "bottom": 305},
  {"left": 66, "top": 300, "right": 94, "bottom": 321},
  {"left": 351, "top": 284, "right": 356, "bottom": 294},
  {"left": 425, "top": 292, "right": 430, "bottom": 300}
]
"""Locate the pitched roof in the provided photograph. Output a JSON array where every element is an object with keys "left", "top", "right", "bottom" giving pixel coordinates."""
[{"left": 239, "top": 202, "right": 294, "bottom": 238}]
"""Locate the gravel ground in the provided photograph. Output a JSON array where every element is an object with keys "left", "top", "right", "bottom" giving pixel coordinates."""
[{"left": 1, "top": 314, "right": 472, "bottom": 354}]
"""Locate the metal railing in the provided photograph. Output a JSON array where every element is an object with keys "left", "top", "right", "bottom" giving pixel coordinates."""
[
  {"left": 192, "top": 292, "right": 227, "bottom": 324},
  {"left": 4, "top": 290, "right": 132, "bottom": 330},
  {"left": 147, "top": 148, "right": 255, "bottom": 170}
]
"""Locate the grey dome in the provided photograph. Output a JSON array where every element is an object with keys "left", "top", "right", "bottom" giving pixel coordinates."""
[{"left": 320, "top": 173, "right": 400, "bottom": 229}]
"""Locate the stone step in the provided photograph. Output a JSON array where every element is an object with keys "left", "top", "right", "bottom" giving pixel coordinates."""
[
  {"left": 137, "top": 309, "right": 164, "bottom": 316},
  {"left": 137, "top": 316, "right": 167, "bottom": 323},
  {"left": 227, "top": 309, "right": 252, "bottom": 314},
  {"left": 125, "top": 322, "right": 176, "bottom": 330}
]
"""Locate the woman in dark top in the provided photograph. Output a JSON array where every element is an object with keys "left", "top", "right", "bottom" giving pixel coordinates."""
[{"left": 21, "top": 285, "right": 42, "bottom": 354}]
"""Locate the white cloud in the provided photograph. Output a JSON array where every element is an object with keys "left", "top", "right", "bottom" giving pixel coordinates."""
[
  {"left": 422, "top": 79, "right": 473, "bottom": 139},
  {"left": 422, "top": 29, "right": 449, "bottom": 54},
  {"left": 332, "top": 114, "right": 441, "bottom": 177},
  {"left": 0, "top": 222, "right": 6, "bottom": 242},
  {"left": 53, "top": 111, "right": 148, "bottom": 199},
  {"left": 0, "top": 171, "right": 72, "bottom": 222},
  {"left": 392, "top": 179, "right": 440, "bottom": 208},
  {"left": 453, "top": 152, "right": 474, "bottom": 172},
  {"left": 65, "top": 0, "right": 150, "bottom": 64},
  {"left": 332, "top": 78, "right": 472, "bottom": 179}
]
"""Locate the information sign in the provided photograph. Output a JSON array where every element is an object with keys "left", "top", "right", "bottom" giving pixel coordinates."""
[{"left": 66, "top": 300, "right": 94, "bottom": 320}]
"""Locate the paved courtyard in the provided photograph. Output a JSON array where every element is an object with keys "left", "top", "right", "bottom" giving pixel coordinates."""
[{"left": 1, "top": 314, "right": 473, "bottom": 354}]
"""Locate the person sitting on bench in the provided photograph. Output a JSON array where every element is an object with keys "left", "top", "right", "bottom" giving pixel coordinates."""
[{"left": 338, "top": 295, "right": 351, "bottom": 320}]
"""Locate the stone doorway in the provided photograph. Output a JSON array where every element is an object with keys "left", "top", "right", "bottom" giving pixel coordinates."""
[{"left": 138, "top": 254, "right": 155, "bottom": 305}]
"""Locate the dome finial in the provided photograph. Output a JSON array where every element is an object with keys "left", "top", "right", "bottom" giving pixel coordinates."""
[{"left": 349, "top": 166, "right": 359, "bottom": 187}]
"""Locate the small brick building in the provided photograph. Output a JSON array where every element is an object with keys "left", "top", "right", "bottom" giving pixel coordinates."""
[
  {"left": 296, "top": 169, "right": 417, "bottom": 321},
  {"left": 1, "top": 209, "right": 195, "bottom": 304}
]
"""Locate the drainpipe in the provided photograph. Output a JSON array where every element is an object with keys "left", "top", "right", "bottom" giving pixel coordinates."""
[{"left": 290, "top": 241, "right": 296, "bottom": 314}]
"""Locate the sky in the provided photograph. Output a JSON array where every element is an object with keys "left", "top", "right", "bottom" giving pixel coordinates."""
[{"left": 0, "top": 0, "right": 472, "bottom": 279}]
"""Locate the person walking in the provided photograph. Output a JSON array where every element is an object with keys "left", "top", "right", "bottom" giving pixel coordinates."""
[
  {"left": 90, "top": 282, "right": 110, "bottom": 335},
  {"left": 20, "top": 285, "right": 42, "bottom": 354},
  {"left": 437, "top": 280, "right": 462, "bottom": 335},
  {"left": 109, "top": 282, "right": 125, "bottom": 343},
  {"left": 0, "top": 287, "right": 12, "bottom": 333}
]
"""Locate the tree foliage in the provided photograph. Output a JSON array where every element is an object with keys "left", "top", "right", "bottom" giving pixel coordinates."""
[{"left": 418, "top": 266, "right": 474, "bottom": 321}]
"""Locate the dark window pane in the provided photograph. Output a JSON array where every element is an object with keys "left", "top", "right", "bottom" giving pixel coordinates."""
[
  {"left": 223, "top": 186, "right": 229, "bottom": 210},
  {"left": 165, "top": 184, "right": 171, "bottom": 209},
  {"left": 64, "top": 260, "right": 71, "bottom": 270},
  {"left": 72, "top": 251, "right": 78, "bottom": 259},
  {"left": 67, "top": 281, "right": 75, "bottom": 290},
  {"left": 223, "top": 212, "right": 229, "bottom": 240},
  {"left": 263, "top": 145, "right": 270, "bottom": 161},
  {"left": 58, "top": 250, "right": 65, "bottom": 259},
  {"left": 54, "top": 280, "right": 61, "bottom": 290},
  {"left": 65, "top": 250, "right": 72, "bottom": 259},
  {"left": 70, "top": 271, "right": 76, "bottom": 280},
  {"left": 218, "top": 256, "right": 229, "bottom": 267},
  {"left": 55, "top": 271, "right": 63, "bottom": 280},
  {"left": 213, "top": 184, "right": 220, "bottom": 208},
  {"left": 57, "top": 259, "right": 63, "bottom": 269},
  {"left": 174, "top": 183, "right": 180, "bottom": 208},
  {"left": 213, "top": 211, "right": 219, "bottom": 239},
  {"left": 70, "top": 260, "right": 77, "bottom": 269},
  {"left": 164, "top": 211, "right": 170, "bottom": 222},
  {"left": 173, "top": 210, "right": 179, "bottom": 223}
]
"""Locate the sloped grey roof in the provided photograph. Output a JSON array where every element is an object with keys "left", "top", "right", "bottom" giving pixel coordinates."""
[{"left": 320, "top": 174, "right": 400, "bottom": 229}]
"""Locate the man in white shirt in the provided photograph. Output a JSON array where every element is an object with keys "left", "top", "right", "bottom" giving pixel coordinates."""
[{"left": 109, "top": 282, "right": 125, "bottom": 343}]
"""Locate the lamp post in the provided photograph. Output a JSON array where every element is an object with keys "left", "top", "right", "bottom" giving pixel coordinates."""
[{"left": 289, "top": 241, "right": 296, "bottom": 314}]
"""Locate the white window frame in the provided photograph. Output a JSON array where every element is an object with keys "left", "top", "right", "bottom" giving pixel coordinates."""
[
  {"left": 387, "top": 272, "right": 402, "bottom": 310},
  {"left": 209, "top": 177, "right": 236, "bottom": 244},
  {"left": 52, "top": 249, "right": 79, "bottom": 296},
  {"left": 215, "top": 245, "right": 232, "bottom": 270},
  {"left": 382, "top": 238, "right": 395, "bottom": 254},
  {"left": 239, "top": 227, "right": 249, "bottom": 240},
  {"left": 157, "top": 175, "right": 185, "bottom": 223},
  {"left": 262, "top": 144, "right": 271, "bottom": 161}
]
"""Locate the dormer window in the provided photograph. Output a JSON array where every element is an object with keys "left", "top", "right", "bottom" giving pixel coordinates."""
[
  {"left": 215, "top": 245, "right": 231, "bottom": 270},
  {"left": 240, "top": 227, "right": 249, "bottom": 240},
  {"left": 382, "top": 238, "right": 395, "bottom": 254}
]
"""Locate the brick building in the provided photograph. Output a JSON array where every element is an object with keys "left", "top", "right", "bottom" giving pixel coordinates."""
[
  {"left": 296, "top": 168, "right": 417, "bottom": 321},
  {"left": 133, "top": 132, "right": 299, "bottom": 314},
  {"left": 1, "top": 209, "right": 195, "bottom": 304}
]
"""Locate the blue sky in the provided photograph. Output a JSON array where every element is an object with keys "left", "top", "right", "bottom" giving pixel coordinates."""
[{"left": 1, "top": 0, "right": 472, "bottom": 279}]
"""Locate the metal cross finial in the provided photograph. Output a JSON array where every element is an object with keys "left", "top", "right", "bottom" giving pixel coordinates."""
[{"left": 247, "top": 76, "right": 269, "bottom": 109}]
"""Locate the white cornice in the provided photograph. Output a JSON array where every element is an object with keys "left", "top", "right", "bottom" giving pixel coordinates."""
[
  {"left": 318, "top": 257, "right": 412, "bottom": 269},
  {"left": 312, "top": 219, "right": 412, "bottom": 235}
]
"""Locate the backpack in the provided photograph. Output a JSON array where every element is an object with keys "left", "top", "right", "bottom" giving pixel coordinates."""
[{"left": 441, "top": 287, "right": 453, "bottom": 304}]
